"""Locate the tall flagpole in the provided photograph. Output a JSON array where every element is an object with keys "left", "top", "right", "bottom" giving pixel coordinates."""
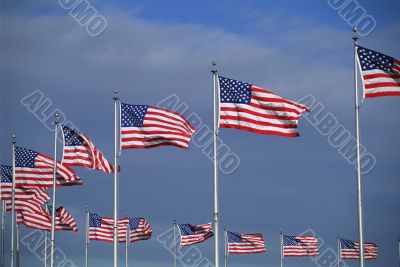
[
  {"left": 352, "top": 27, "right": 365, "bottom": 267},
  {"left": 1, "top": 201, "right": 5, "bottom": 267},
  {"left": 16, "top": 223, "right": 19, "bottom": 267},
  {"left": 337, "top": 235, "right": 340, "bottom": 267},
  {"left": 224, "top": 229, "right": 227, "bottom": 267},
  {"left": 44, "top": 231, "right": 47, "bottom": 267},
  {"left": 173, "top": 220, "right": 177, "bottom": 267},
  {"left": 125, "top": 212, "right": 128, "bottom": 267},
  {"left": 10, "top": 134, "right": 16, "bottom": 267},
  {"left": 398, "top": 236, "right": 399, "bottom": 267},
  {"left": 212, "top": 61, "right": 220, "bottom": 267},
  {"left": 113, "top": 90, "right": 120, "bottom": 267},
  {"left": 280, "top": 229, "right": 283, "bottom": 267},
  {"left": 85, "top": 206, "right": 89, "bottom": 267},
  {"left": 50, "top": 113, "right": 59, "bottom": 267}
]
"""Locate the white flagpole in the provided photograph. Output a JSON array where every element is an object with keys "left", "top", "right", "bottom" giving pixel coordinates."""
[
  {"left": 224, "top": 229, "right": 227, "bottom": 267},
  {"left": 211, "top": 61, "right": 220, "bottom": 267},
  {"left": 173, "top": 220, "right": 177, "bottom": 267},
  {"left": 337, "top": 235, "right": 340, "bottom": 267},
  {"left": 44, "top": 231, "right": 47, "bottom": 267},
  {"left": 125, "top": 213, "right": 128, "bottom": 267},
  {"left": 85, "top": 206, "right": 89, "bottom": 267},
  {"left": 113, "top": 91, "right": 120, "bottom": 267},
  {"left": 10, "top": 134, "right": 16, "bottom": 267},
  {"left": 50, "top": 113, "right": 59, "bottom": 267},
  {"left": 1, "top": 201, "right": 5, "bottom": 267},
  {"left": 16, "top": 223, "right": 19, "bottom": 267},
  {"left": 398, "top": 236, "right": 399, "bottom": 267},
  {"left": 280, "top": 229, "right": 283, "bottom": 267},
  {"left": 352, "top": 27, "right": 365, "bottom": 267}
]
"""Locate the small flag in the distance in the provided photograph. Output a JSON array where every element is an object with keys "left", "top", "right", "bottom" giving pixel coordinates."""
[
  {"left": 283, "top": 235, "right": 319, "bottom": 257},
  {"left": 339, "top": 238, "right": 378, "bottom": 260},
  {"left": 357, "top": 46, "right": 400, "bottom": 98},
  {"left": 178, "top": 222, "right": 213, "bottom": 247},
  {"left": 119, "top": 217, "right": 153, "bottom": 243},
  {"left": 61, "top": 125, "right": 114, "bottom": 174},
  {"left": 120, "top": 103, "right": 195, "bottom": 149},
  {"left": 218, "top": 76, "right": 309, "bottom": 137},
  {"left": 88, "top": 213, "right": 127, "bottom": 242},
  {"left": 15, "top": 146, "right": 80, "bottom": 188},
  {"left": 227, "top": 231, "right": 266, "bottom": 254}
]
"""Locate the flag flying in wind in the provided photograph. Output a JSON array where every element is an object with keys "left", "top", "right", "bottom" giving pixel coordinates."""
[
  {"left": 1, "top": 164, "right": 50, "bottom": 211},
  {"left": 227, "top": 231, "right": 266, "bottom": 254},
  {"left": 357, "top": 46, "right": 400, "bottom": 98},
  {"left": 14, "top": 146, "right": 80, "bottom": 188},
  {"left": 88, "top": 213, "right": 128, "bottom": 242},
  {"left": 17, "top": 205, "right": 78, "bottom": 231},
  {"left": 120, "top": 103, "right": 196, "bottom": 149},
  {"left": 283, "top": 235, "right": 319, "bottom": 257},
  {"left": 119, "top": 217, "right": 153, "bottom": 243},
  {"left": 218, "top": 76, "right": 309, "bottom": 137},
  {"left": 339, "top": 238, "right": 378, "bottom": 260},
  {"left": 178, "top": 222, "right": 214, "bottom": 247},
  {"left": 61, "top": 125, "right": 114, "bottom": 173}
]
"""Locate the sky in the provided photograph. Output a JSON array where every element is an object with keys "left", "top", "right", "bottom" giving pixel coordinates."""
[{"left": 1, "top": 0, "right": 399, "bottom": 266}]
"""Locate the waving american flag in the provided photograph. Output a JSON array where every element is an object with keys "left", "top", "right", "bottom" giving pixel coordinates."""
[
  {"left": 119, "top": 217, "right": 153, "bottom": 243},
  {"left": 339, "top": 238, "right": 378, "bottom": 260},
  {"left": 283, "top": 235, "right": 319, "bottom": 257},
  {"left": 178, "top": 222, "right": 213, "bottom": 247},
  {"left": 227, "top": 231, "right": 266, "bottom": 254}
]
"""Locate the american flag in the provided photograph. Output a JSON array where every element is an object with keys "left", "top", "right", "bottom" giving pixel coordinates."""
[
  {"left": 178, "top": 222, "right": 213, "bottom": 247},
  {"left": 218, "top": 76, "right": 309, "bottom": 137},
  {"left": 357, "top": 46, "right": 400, "bottom": 98},
  {"left": 227, "top": 231, "right": 266, "bottom": 254},
  {"left": 120, "top": 103, "right": 196, "bottom": 149},
  {"left": 339, "top": 238, "right": 378, "bottom": 260},
  {"left": 88, "top": 213, "right": 127, "bottom": 242},
  {"left": 119, "top": 217, "right": 153, "bottom": 243},
  {"left": 283, "top": 235, "right": 319, "bottom": 257},
  {"left": 61, "top": 125, "right": 114, "bottom": 174},
  {"left": 1, "top": 164, "right": 49, "bottom": 211},
  {"left": 17, "top": 205, "right": 78, "bottom": 231},
  {"left": 15, "top": 146, "right": 80, "bottom": 188}
]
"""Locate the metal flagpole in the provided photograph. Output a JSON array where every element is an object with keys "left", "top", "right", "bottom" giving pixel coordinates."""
[
  {"left": 337, "top": 235, "right": 340, "bottom": 267},
  {"left": 280, "top": 229, "right": 283, "bottom": 267},
  {"left": 1, "top": 201, "right": 5, "bottom": 267},
  {"left": 85, "top": 206, "right": 89, "bottom": 267},
  {"left": 173, "top": 220, "right": 177, "bottom": 267},
  {"left": 398, "top": 236, "right": 399, "bottom": 267},
  {"left": 16, "top": 223, "right": 19, "bottom": 267},
  {"left": 44, "top": 231, "right": 47, "bottom": 267},
  {"left": 352, "top": 27, "right": 365, "bottom": 267},
  {"left": 211, "top": 61, "right": 220, "bottom": 267},
  {"left": 125, "top": 213, "right": 128, "bottom": 267},
  {"left": 50, "top": 113, "right": 59, "bottom": 267},
  {"left": 10, "top": 134, "right": 16, "bottom": 267},
  {"left": 224, "top": 229, "right": 227, "bottom": 267},
  {"left": 113, "top": 91, "right": 120, "bottom": 267}
]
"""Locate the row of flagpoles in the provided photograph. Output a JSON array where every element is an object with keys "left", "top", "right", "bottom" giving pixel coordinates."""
[{"left": 1, "top": 28, "right": 399, "bottom": 267}]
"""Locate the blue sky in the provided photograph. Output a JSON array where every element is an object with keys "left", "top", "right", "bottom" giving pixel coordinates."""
[{"left": 1, "top": 0, "right": 399, "bottom": 266}]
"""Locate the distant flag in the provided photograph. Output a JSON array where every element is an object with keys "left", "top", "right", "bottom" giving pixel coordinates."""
[
  {"left": 88, "top": 213, "right": 127, "bottom": 242},
  {"left": 14, "top": 146, "right": 80, "bottom": 188},
  {"left": 218, "top": 76, "right": 309, "bottom": 137},
  {"left": 61, "top": 125, "right": 114, "bottom": 174},
  {"left": 120, "top": 103, "right": 195, "bottom": 149},
  {"left": 283, "top": 235, "right": 319, "bottom": 257},
  {"left": 17, "top": 205, "right": 78, "bottom": 231},
  {"left": 178, "top": 222, "right": 213, "bottom": 247},
  {"left": 227, "top": 231, "right": 266, "bottom": 254},
  {"left": 119, "top": 218, "right": 153, "bottom": 243},
  {"left": 339, "top": 238, "right": 378, "bottom": 260},
  {"left": 357, "top": 46, "right": 400, "bottom": 98}
]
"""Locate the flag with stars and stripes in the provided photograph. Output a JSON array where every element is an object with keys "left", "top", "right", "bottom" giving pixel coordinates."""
[
  {"left": 14, "top": 146, "right": 81, "bottom": 188},
  {"left": 283, "top": 235, "right": 319, "bottom": 257},
  {"left": 17, "top": 205, "right": 78, "bottom": 231},
  {"left": 339, "top": 238, "right": 378, "bottom": 260},
  {"left": 357, "top": 46, "right": 400, "bottom": 98},
  {"left": 120, "top": 103, "right": 196, "bottom": 149},
  {"left": 218, "top": 76, "right": 309, "bottom": 137},
  {"left": 227, "top": 231, "right": 266, "bottom": 254},
  {"left": 61, "top": 125, "right": 114, "bottom": 174},
  {"left": 88, "top": 213, "right": 128, "bottom": 242},
  {"left": 1, "top": 164, "right": 50, "bottom": 211},
  {"left": 118, "top": 217, "right": 153, "bottom": 243},
  {"left": 178, "top": 222, "right": 213, "bottom": 247}
]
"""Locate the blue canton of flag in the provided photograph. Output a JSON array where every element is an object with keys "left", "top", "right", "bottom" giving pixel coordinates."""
[
  {"left": 0, "top": 165, "right": 12, "bottom": 183},
  {"left": 129, "top": 218, "right": 141, "bottom": 230},
  {"left": 219, "top": 77, "right": 252, "bottom": 104},
  {"left": 63, "top": 126, "right": 84, "bottom": 146},
  {"left": 15, "top": 147, "right": 38, "bottom": 168},
  {"left": 178, "top": 222, "right": 213, "bottom": 247},
  {"left": 121, "top": 104, "right": 148, "bottom": 127}
]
